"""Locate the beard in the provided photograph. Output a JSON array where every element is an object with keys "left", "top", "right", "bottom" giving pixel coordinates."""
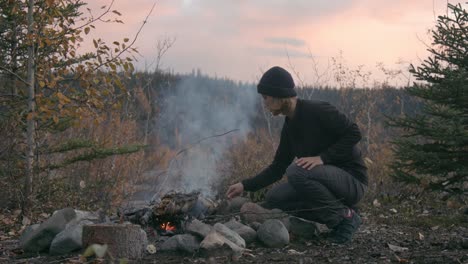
[{"left": 270, "top": 108, "right": 283, "bottom": 116}]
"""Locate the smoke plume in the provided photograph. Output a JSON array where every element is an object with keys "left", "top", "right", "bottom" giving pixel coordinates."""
[{"left": 152, "top": 74, "right": 259, "bottom": 199}]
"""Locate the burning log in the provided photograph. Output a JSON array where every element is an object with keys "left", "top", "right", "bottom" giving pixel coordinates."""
[
  {"left": 119, "top": 191, "right": 218, "bottom": 236},
  {"left": 151, "top": 191, "right": 217, "bottom": 234},
  {"left": 152, "top": 191, "right": 201, "bottom": 216}
]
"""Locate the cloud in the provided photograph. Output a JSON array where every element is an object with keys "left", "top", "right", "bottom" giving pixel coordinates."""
[
  {"left": 251, "top": 46, "right": 310, "bottom": 59},
  {"left": 81, "top": 0, "right": 461, "bottom": 85},
  {"left": 265, "top": 37, "right": 306, "bottom": 47}
]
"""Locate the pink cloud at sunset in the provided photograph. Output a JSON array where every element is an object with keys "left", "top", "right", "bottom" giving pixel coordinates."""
[{"left": 82, "top": 0, "right": 467, "bottom": 86}]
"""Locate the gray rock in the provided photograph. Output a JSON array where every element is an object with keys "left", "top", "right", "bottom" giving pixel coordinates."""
[
  {"left": 189, "top": 197, "right": 217, "bottom": 219},
  {"left": 160, "top": 234, "right": 200, "bottom": 253},
  {"left": 257, "top": 219, "right": 289, "bottom": 248},
  {"left": 224, "top": 219, "right": 257, "bottom": 244},
  {"left": 49, "top": 220, "right": 93, "bottom": 255},
  {"left": 176, "top": 234, "right": 200, "bottom": 253},
  {"left": 159, "top": 236, "right": 179, "bottom": 251},
  {"left": 272, "top": 209, "right": 290, "bottom": 230},
  {"left": 461, "top": 237, "right": 468, "bottom": 249},
  {"left": 74, "top": 210, "right": 99, "bottom": 222},
  {"left": 185, "top": 219, "right": 213, "bottom": 239},
  {"left": 249, "top": 222, "right": 261, "bottom": 231},
  {"left": 229, "top": 197, "right": 251, "bottom": 213},
  {"left": 213, "top": 223, "right": 245, "bottom": 248},
  {"left": 240, "top": 202, "right": 287, "bottom": 224},
  {"left": 200, "top": 230, "right": 244, "bottom": 259},
  {"left": 20, "top": 208, "right": 76, "bottom": 252},
  {"left": 216, "top": 197, "right": 251, "bottom": 215},
  {"left": 19, "top": 224, "right": 40, "bottom": 247},
  {"left": 289, "top": 216, "right": 319, "bottom": 239}
]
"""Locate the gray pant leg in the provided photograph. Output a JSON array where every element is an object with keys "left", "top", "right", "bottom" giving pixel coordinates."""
[
  {"left": 285, "top": 163, "right": 365, "bottom": 228},
  {"left": 263, "top": 183, "right": 303, "bottom": 211}
]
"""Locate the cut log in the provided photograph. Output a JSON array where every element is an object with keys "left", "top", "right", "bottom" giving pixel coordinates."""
[{"left": 82, "top": 224, "right": 147, "bottom": 259}]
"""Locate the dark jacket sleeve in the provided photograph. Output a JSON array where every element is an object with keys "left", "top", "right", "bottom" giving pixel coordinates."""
[
  {"left": 317, "top": 102, "right": 362, "bottom": 164},
  {"left": 242, "top": 123, "right": 294, "bottom": 192}
]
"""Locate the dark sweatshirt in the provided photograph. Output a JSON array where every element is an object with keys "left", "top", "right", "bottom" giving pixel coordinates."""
[{"left": 242, "top": 99, "right": 368, "bottom": 192}]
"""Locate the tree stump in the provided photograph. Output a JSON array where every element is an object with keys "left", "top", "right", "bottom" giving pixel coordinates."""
[{"left": 82, "top": 224, "right": 147, "bottom": 259}]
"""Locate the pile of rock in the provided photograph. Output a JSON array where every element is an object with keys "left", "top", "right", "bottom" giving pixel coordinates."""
[
  {"left": 18, "top": 197, "right": 322, "bottom": 261},
  {"left": 156, "top": 201, "right": 321, "bottom": 259},
  {"left": 19, "top": 208, "right": 106, "bottom": 255}
]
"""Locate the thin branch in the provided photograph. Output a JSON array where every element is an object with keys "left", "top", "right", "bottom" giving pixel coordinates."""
[
  {"left": 205, "top": 198, "right": 345, "bottom": 222},
  {"left": 174, "top": 129, "right": 239, "bottom": 157},
  {"left": 284, "top": 46, "right": 305, "bottom": 88},
  {"left": 0, "top": 93, "right": 24, "bottom": 98},
  {"left": 151, "top": 129, "right": 240, "bottom": 200},
  {"left": 92, "top": 1, "right": 157, "bottom": 72},
  {"left": 72, "top": 0, "right": 115, "bottom": 31},
  {"left": 0, "top": 66, "right": 29, "bottom": 85}
]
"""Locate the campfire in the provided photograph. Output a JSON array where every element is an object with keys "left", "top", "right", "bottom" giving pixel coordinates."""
[
  {"left": 123, "top": 191, "right": 217, "bottom": 236},
  {"left": 120, "top": 191, "right": 316, "bottom": 260},
  {"left": 160, "top": 222, "right": 176, "bottom": 232}
]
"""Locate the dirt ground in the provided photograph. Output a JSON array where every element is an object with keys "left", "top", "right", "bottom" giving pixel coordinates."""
[{"left": 1, "top": 201, "right": 467, "bottom": 264}]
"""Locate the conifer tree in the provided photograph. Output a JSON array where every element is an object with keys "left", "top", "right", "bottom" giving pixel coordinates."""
[{"left": 389, "top": 4, "right": 468, "bottom": 193}]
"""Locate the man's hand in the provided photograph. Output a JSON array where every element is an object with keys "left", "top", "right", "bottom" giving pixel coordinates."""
[
  {"left": 226, "top": 182, "right": 244, "bottom": 199},
  {"left": 295, "top": 156, "right": 323, "bottom": 170}
]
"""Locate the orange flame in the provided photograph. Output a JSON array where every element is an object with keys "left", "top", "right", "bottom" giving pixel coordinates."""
[{"left": 160, "top": 222, "right": 176, "bottom": 231}]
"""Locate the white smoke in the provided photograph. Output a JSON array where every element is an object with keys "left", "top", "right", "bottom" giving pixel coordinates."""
[{"left": 153, "top": 75, "right": 259, "bottom": 199}]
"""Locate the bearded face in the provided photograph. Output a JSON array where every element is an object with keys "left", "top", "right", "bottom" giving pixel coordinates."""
[{"left": 262, "top": 95, "right": 287, "bottom": 116}]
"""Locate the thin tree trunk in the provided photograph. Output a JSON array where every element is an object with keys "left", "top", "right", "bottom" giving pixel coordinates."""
[
  {"left": 24, "top": 0, "right": 36, "bottom": 213},
  {"left": 8, "top": 27, "right": 18, "bottom": 96},
  {"left": 366, "top": 107, "right": 371, "bottom": 155}
]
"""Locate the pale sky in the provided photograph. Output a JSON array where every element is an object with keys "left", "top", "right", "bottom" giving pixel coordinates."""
[{"left": 84, "top": 0, "right": 467, "bottom": 86}]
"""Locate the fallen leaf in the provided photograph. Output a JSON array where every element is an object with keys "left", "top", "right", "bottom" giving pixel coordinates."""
[
  {"left": 287, "top": 249, "right": 306, "bottom": 255},
  {"left": 243, "top": 252, "right": 256, "bottom": 258},
  {"left": 82, "top": 244, "right": 108, "bottom": 258},
  {"left": 22, "top": 216, "right": 31, "bottom": 226},
  {"left": 394, "top": 253, "right": 409, "bottom": 263},
  {"left": 388, "top": 243, "right": 408, "bottom": 253},
  {"left": 373, "top": 199, "right": 381, "bottom": 207},
  {"left": 418, "top": 232, "right": 424, "bottom": 240},
  {"left": 40, "top": 213, "right": 50, "bottom": 219}
]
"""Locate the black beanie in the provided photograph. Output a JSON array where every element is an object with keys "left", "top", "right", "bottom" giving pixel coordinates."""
[{"left": 257, "top": 66, "right": 296, "bottom": 98}]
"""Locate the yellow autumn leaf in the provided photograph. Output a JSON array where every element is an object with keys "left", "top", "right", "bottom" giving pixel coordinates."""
[
  {"left": 82, "top": 244, "right": 108, "bottom": 258},
  {"left": 26, "top": 112, "right": 34, "bottom": 121},
  {"left": 57, "top": 92, "right": 71, "bottom": 104}
]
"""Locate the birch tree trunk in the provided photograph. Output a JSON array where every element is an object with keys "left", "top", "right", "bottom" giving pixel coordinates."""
[{"left": 24, "top": 0, "right": 36, "bottom": 212}]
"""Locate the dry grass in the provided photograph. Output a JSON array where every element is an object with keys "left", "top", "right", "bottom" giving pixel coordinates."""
[{"left": 217, "top": 129, "right": 277, "bottom": 200}]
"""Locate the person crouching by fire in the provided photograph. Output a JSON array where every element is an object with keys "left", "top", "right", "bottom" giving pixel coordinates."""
[{"left": 226, "top": 66, "right": 368, "bottom": 244}]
